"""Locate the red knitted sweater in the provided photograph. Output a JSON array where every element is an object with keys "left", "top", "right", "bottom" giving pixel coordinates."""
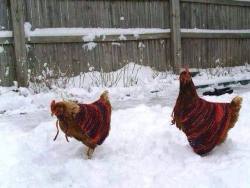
[
  {"left": 172, "top": 70, "right": 241, "bottom": 155},
  {"left": 75, "top": 99, "right": 111, "bottom": 145}
]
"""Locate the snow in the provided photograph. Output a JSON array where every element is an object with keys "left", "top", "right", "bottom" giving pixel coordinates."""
[
  {"left": 0, "top": 46, "right": 4, "bottom": 53},
  {"left": 1, "top": 22, "right": 250, "bottom": 43},
  {"left": 82, "top": 42, "right": 97, "bottom": 51},
  {"left": 111, "top": 42, "right": 121, "bottom": 46},
  {"left": 118, "top": 34, "right": 127, "bottom": 40},
  {"left": 28, "top": 63, "right": 250, "bottom": 104},
  {"left": 24, "top": 22, "right": 169, "bottom": 39},
  {"left": 23, "top": 22, "right": 250, "bottom": 40},
  {"left": 182, "top": 28, "right": 250, "bottom": 34},
  {"left": 0, "top": 31, "right": 12, "bottom": 38},
  {"left": 1, "top": 65, "right": 250, "bottom": 187}
]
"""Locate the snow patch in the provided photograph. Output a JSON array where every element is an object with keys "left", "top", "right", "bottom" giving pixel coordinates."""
[
  {"left": 119, "top": 34, "right": 127, "bottom": 40},
  {"left": 111, "top": 42, "right": 121, "bottom": 46},
  {"left": 5, "top": 67, "right": 9, "bottom": 76},
  {"left": 24, "top": 22, "right": 32, "bottom": 41},
  {"left": 182, "top": 28, "right": 250, "bottom": 33},
  {"left": 0, "top": 46, "right": 4, "bottom": 53},
  {"left": 23, "top": 23, "right": 169, "bottom": 41},
  {"left": 0, "top": 31, "right": 12, "bottom": 38},
  {"left": 82, "top": 34, "right": 96, "bottom": 42},
  {"left": 82, "top": 42, "right": 97, "bottom": 51},
  {"left": 138, "top": 42, "right": 145, "bottom": 48}
]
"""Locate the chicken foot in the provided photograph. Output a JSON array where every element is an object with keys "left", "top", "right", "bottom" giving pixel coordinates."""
[{"left": 86, "top": 148, "right": 95, "bottom": 159}]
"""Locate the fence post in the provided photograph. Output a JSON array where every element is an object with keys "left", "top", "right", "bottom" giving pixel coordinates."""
[
  {"left": 10, "top": 0, "right": 28, "bottom": 86},
  {"left": 170, "top": 0, "right": 182, "bottom": 74}
]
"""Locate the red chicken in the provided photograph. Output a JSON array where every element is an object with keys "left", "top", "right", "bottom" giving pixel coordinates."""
[
  {"left": 51, "top": 91, "right": 111, "bottom": 159},
  {"left": 172, "top": 69, "right": 242, "bottom": 155}
]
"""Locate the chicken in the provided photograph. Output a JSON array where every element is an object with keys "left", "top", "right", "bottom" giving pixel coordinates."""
[
  {"left": 172, "top": 69, "right": 242, "bottom": 155},
  {"left": 51, "top": 91, "right": 111, "bottom": 159}
]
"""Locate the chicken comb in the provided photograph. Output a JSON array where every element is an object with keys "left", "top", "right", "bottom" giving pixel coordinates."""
[{"left": 184, "top": 64, "right": 189, "bottom": 73}]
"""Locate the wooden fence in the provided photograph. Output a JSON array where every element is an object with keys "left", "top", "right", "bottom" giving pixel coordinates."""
[{"left": 0, "top": 0, "right": 250, "bottom": 86}]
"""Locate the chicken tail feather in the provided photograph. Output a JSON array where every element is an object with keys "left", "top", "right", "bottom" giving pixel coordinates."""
[
  {"left": 229, "top": 96, "right": 242, "bottom": 129},
  {"left": 100, "top": 90, "right": 109, "bottom": 102}
]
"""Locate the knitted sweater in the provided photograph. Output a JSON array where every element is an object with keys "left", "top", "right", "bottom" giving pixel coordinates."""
[
  {"left": 173, "top": 71, "right": 241, "bottom": 155},
  {"left": 175, "top": 97, "right": 232, "bottom": 155},
  {"left": 76, "top": 99, "right": 111, "bottom": 145}
]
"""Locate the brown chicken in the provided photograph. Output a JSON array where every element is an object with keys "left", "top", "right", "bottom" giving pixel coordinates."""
[
  {"left": 51, "top": 91, "right": 111, "bottom": 159},
  {"left": 172, "top": 69, "right": 242, "bottom": 155}
]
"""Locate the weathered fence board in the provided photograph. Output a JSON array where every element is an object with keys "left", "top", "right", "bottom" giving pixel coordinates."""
[
  {"left": 1, "top": 0, "right": 250, "bottom": 86},
  {"left": 10, "top": 0, "right": 28, "bottom": 86},
  {"left": 182, "top": 31, "right": 250, "bottom": 38},
  {"left": 0, "top": 0, "right": 12, "bottom": 30},
  {"left": 25, "top": 32, "right": 171, "bottom": 44},
  {"left": 27, "top": 39, "right": 171, "bottom": 77},
  {"left": 23, "top": 0, "right": 170, "bottom": 29},
  {"left": 181, "top": 0, "right": 250, "bottom": 7},
  {"left": 182, "top": 39, "right": 250, "bottom": 68},
  {"left": 0, "top": 0, "right": 14, "bottom": 86},
  {"left": 170, "top": 0, "right": 182, "bottom": 73},
  {"left": 0, "top": 45, "right": 15, "bottom": 86},
  {"left": 180, "top": 2, "right": 250, "bottom": 29}
]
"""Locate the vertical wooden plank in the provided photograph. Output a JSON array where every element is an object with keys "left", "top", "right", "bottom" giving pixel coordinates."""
[
  {"left": 8, "top": 46, "right": 15, "bottom": 85},
  {"left": 0, "top": 44, "right": 5, "bottom": 85},
  {"left": 71, "top": 44, "right": 79, "bottom": 77},
  {"left": 10, "top": 0, "right": 28, "bottom": 86},
  {"left": 0, "top": 0, "right": 8, "bottom": 30},
  {"left": 170, "top": 0, "right": 181, "bottom": 73},
  {"left": 36, "top": 0, "right": 42, "bottom": 27}
]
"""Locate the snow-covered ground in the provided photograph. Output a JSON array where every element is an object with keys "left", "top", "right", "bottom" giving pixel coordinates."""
[{"left": 0, "top": 65, "right": 250, "bottom": 188}]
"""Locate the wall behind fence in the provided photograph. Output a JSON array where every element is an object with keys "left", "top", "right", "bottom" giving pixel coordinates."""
[{"left": 0, "top": 0, "right": 250, "bottom": 86}]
